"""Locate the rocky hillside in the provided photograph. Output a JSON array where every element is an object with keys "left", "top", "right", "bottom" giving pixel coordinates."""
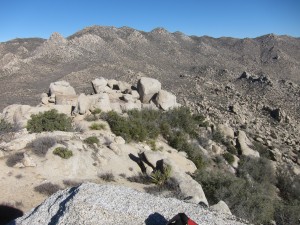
[
  {"left": 1, "top": 26, "right": 300, "bottom": 224},
  {"left": 1, "top": 77, "right": 248, "bottom": 224}
]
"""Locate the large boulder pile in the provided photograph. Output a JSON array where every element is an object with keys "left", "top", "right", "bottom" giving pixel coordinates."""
[
  {"left": 9, "top": 183, "right": 246, "bottom": 225},
  {"left": 0, "top": 77, "right": 179, "bottom": 129}
]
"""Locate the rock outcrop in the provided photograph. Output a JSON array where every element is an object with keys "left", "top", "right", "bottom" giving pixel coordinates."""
[
  {"left": 137, "top": 77, "right": 162, "bottom": 103},
  {"left": 155, "top": 90, "right": 178, "bottom": 110},
  {"left": 211, "top": 201, "right": 232, "bottom": 215},
  {"left": 10, "top": 183, "right": 246, "bottom": 225},
  {"left": 236, "top": 131, "right": 259, "bottom": 157}
]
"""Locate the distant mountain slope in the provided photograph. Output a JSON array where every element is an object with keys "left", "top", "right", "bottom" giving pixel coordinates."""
[{"left": 0, "top": 26, "right": 299, "bottom": 111}]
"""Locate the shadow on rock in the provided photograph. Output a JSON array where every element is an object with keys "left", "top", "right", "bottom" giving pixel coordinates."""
[{"left": 0, "top": 204, "right": 23, "bottom": 225}]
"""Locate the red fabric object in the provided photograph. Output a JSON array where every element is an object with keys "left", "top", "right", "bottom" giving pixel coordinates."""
[
  {"left": 166, "top": 213, "right": 198, "bottom": 225},
  {"left": 187, "top": 218, "right": 198, "bottom": 225}
]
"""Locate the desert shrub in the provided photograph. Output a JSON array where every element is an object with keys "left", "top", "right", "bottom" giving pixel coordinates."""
[
  {"left": 212, "top": 130, "right": 226, "bottom": 144},
  {"left": 98, "top": 172, "right": 115, "bottom": 182},
  {"left": 104, "top": 107, "right": 206, "bottom": 169},
  {"left": 223, "top": 152, "right": 235, "bottom": 165},
  {"left": 91, "top": 108, "right": 101, "bottom": 115},
  {"left": 274, "top": 168, "right": 300, "bottom": 224},
  {"left": 168, "top": 131, "right": 188, "bottom": 150},
  {"left": 103, "top": 111, "right": 131, "bottom": 141},
  {"left": 162, "top": 107, "right": 201, "bottom": 137},
  {"left": 30, "top": 136, "right": 56, "bottom": 157},
  {"left": 63, "top": 179, "right": 83, "bottom": 187},
  {"left": 150, "top": 165, "right": 172, "bottom": 186},
  {"left": 84, "top": 136, "right": 99, "bottom": 145},
  {"left": 84, "top": 114, "right": 98, "bottom": 121},
  {"left": 0, "top": 119, "right": 13, "bottom": 135},
  {"left": 104, "top": 107, "right": 206, "bottom": 143},
  {"left": 223, "top": 141, "right": 238, "bottom": 155},
  {"left": 89, "top": 123, "right": 106, "bottom": 130},
  {"left": 119, "top": 173, "right": 127, "bottom": 178},
  {"left": 144, "top": 177, "right": 183, "bottom": 199},
  {"left": 192, "top": 155, "right": 206, "bottom": 170},
  {"left": 146, "top": 139, "right": 157, "bottom": 151},
  {"left": 276, "top": 168, "right": 300, "bottom": 201},
  {"left": 127, "top": 173, "right": 151, "bottom": 184},
  {"left": 6, "top": 152, "right": 24, "bottom": 167},
  {"left": 195, "top": 169, "right": 277, "bottom": 224},
  {"left": 15, "top": 174, "right": 23, "bottom": 179},
  {"left": 274, "top": 200, "right": 300, "bottom": 225},
  {"left": 34, "top": 182, "right": 61, "bottom": 196},
  {"left": 27, "top": 109, "right": 72, "bottom": 133},
  {"left": 237, "top": 156, "right": 276, "bottom": 184},
  {"left": 104, "top": 109, "right": 160, "bottom": 142},
  {"left": 53, "top": 147, "right": 73, "bottom": 159},
  {"left": 167, "top": 132, "right": 205, "bottom": 169},
  {"left": 252, "top": 141, "right": 271, "bottom": 159}
]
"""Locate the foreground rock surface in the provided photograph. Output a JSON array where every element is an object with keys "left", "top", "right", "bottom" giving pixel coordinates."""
[{"left": 10, "top": 183, "right": 247, "bottom": 225}]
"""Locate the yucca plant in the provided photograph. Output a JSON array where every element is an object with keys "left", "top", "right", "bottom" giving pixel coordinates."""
[{"left": 150, "top": 165, "right": 172, "bottom": 186}]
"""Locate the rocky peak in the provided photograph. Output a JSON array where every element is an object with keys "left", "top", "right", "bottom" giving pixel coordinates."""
[
  {"left": 151, "top": 27, "right": 170, "bottom": 35},
  {"left": 48, "top": 32, "right": 67, "bottom": 44}
]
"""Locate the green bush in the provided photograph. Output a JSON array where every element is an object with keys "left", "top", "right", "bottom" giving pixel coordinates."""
[
  {"left": 237, "top": 156, "right": 276, "bottom": 184},
  {"left": 274, "top": 168, "right": 300, "bottom": 224},
  {"left": 84, "top": 115, "right": 98, "bottom": 121},
  {"left": 162, "top": 107, "right": 203, "bottom": 137},
  {"left": 252, "top": 141, "right": 271, "bottom": 159},
  {"left": 223, "top": 152, "right": 235, "bottom": 165},
  {"left": 103, "top": 107, "right": 207, "bottom": 169},
  {"left": 223, "top": 141, "right": 238, "bottom": 155},
  {"left": 0, "top": 119, "right": 13, "bottom": 134},
  {"left": 84, "top": 136, "right": 99, "bottom": 145},
  {"left": 195, "top": 169, "right": 277, "bottom": 224},
  {"left": 104, "top": 107, "right": 206, "bottom": 143},
  {"left": 274, "top": 200, "right": 300, "bottom": 225},
  {"left": 104, "top": 110, "right": 160, "bottom": 142},
  {"left": 212, "top": 130, "right": 226, "bottom": 144},
  {"left": 85, "top": 108, "right": 102, "bottom": 121},
  {"left": 91, "top": 108, "right": 102, "bottom": 116},
  {"left": 53, "top": 147, "right": 73, "bottom": 159},
  {"left": 89, "top": 123, "right": 106, "bottom": 130},
  {"left": 26, "top": 109, "right": 72, "bottom": 133}
]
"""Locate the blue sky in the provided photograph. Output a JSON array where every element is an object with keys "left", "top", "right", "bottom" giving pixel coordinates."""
[{"left": 0, "top": 0, "right": 299, "bottom": 42}]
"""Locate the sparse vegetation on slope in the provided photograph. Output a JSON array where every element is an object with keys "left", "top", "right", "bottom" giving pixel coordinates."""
[
  {"left": 104, "top": 107, "right": 207, "bottom": 169},
  {"left": 89, "top": 122, "right": 106, "bottom": 130},
  {"left": 196, "top": 168, "right": 277, "bottom": 224}
]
